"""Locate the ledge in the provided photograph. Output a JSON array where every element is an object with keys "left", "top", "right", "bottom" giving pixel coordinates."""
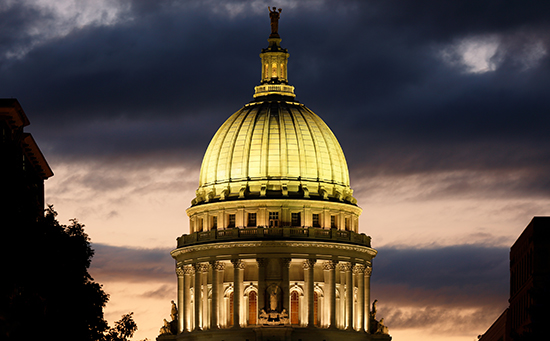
[{"left": 176, "top": 227, "right": 371, "bottom": 248}]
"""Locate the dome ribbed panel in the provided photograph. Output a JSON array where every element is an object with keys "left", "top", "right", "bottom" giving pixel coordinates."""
[{"left": 198, "top": 101, "right": 350, "bottom": 192}]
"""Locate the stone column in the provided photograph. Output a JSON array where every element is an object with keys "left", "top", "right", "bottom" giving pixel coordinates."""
[
  {"left": 231, "top": 259, "right": 245, "bottom": 328},
  {"left": 323, "top": 260, "right": 338, "bottom": 328},
  {"left": 365, "top": 265, "right": 372, "bottom": 333},
  {"left": 193, "top": 263, "right": 202, "bottom": 331},
  {"left": 303, "top": 259, "right": 316, "bottom": 327},
  {"left": 354, "top": 264, "right": 366, "bottom": 332},
  {"left": 344, "top": 262, "right": 353, "bottom": 330},
  {"left": 257, "top": 258, "right": 267, "bottom": 315},
  {"left": 201, "top": 265, "right": 209, "bottom": 329},
  {"left": 210, "top": 261, "right": 225, "bottom": 329},
  {"left": 184, "top": 265, "right": 193, "bottom": 332},
  {"left": 281, "top": 258, "right": 291, "bottom": 315},
  {"left": 176, "top": 267, "right": 185, "bottom": 333}
]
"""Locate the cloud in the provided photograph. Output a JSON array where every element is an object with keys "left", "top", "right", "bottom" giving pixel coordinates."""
[
  {"left": 90, "top": 243, "right": 174, "bottom": 283},
  {"left": 370, "top": 245, "right": 509, "bottom": 335}
]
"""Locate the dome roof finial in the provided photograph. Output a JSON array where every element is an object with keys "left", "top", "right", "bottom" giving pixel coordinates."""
[{"left": 268, "top": 7, "right": 282, "bottom": 38}]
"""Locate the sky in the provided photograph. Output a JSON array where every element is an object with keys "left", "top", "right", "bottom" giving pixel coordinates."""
[{"left": 2, "top": 0, "right": 550, "bottom": 340}]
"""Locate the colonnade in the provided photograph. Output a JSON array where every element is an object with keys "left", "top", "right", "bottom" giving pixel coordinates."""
[{"left": 175, "top": 258, "right": 373, "bottom": 334}]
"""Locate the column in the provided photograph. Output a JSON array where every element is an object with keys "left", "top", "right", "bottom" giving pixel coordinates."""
[
  {"left": 257, "top": 258, "right": 267, "bottom": 316},
  {"left": 184, "top": 265, "right": 193, "bottom": 332},
  {"left": 344, "top": 262, "right": 353, "bottom": 330},
  {"left": 303, "top": 259, "right": 316, "bottom": 327},
  {"left": 354, "top": 264, "right": 365, "bottom": 332},
  {"left": 365, "top": 265, "right": 372, "bottom": 333},
  {"left": 338, "top": 264, "right": 347, "bottom": 329},
  {"left": 281, "top": 258, "right": 291, "bottom": 316},
  {"left": 201, "top": 266, "right": 209, "bottom": 329},
  {"left": 176, "top": 267, "right": 185, "bottom": 333},
  {"left": 210, "top": 261, "right": 224, "bottom": 329},
  {"left": 193, "top": 263, "right": 202, "bottom": 331},
  {"left": 231, "top": 259, "right": 245, "bottom": 328},
  {"left": 323, "top": 260, "right": 338, "bottom": 328}
]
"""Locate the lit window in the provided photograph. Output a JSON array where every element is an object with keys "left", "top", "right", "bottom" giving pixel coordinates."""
[
  {"left": 291, "top": 291, "right": 299, "bottom": 325},
  {"left": 272, "top": 63, "right": 277, "bottom": 77},
  {"left": 312, "top": 214, "right": 320, "bottom": 227},
  {"left": 291, "top": 212, "right": 301, "bottom": 227},
  {"left": 249, "top": 291, "right": 257, "bottom": 325},
  {"left": 228, "top": 214, "right": 236, "bottom": 228},
  {"left": 248, "top": 213, "right": 257, "bottom": 227},
  {"left": 269, "top": 212, "right": 279, "bottom": 227}
]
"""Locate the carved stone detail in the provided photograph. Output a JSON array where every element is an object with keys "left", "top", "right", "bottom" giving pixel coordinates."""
[
  {"left": 353, "top": 263, "right": 366, "bottom": 274},
  {"left": 323, "top": 260, "right": 338, "bottom": 270},
  {"left": 365, "top": 265, "right": 373, "bottom": 277},
  {"left": 302, "top": 259, "right": 316, "bottom": 270},
  {"left": 338, "top": 262, "right": 353, "bottom": 272},
  {"left": 231, "top": 259, "right": 246, "bottom": 269},
  {"left": 183, "top": 265, "right": 194, "bottom": 275},
  {"left": 210, "top": 261, "right": 226, "bottom": 271},
  {"left": 176, "top": 267, "right": 185, "bottom": 276}
]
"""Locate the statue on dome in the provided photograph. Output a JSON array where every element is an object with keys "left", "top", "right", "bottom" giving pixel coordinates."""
[
  {"left": 369, "top": 299, "right": 389, "bottom": 335},
  {"left": 268, "top": 7, "right": 282, "bottom": 36}
]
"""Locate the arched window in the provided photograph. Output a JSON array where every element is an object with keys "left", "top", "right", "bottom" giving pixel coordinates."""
[
  {"left": 313, "top": 292, "right": 319, "bottom": 326},
  {"left": 248, "top": 291, "right": 257, "bottom": 325},
  {"left": 291, "top": 291, "right": 300, "bottom": 325}
]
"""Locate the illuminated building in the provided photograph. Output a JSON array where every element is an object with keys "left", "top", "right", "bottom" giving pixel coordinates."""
[{"left": 159, "top": 9, "right": 391, "bottom": 341}]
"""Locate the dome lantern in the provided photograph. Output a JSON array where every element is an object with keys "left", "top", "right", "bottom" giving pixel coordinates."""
[{"left": 254, "top": 7, "right": 296, "bottom": 99}]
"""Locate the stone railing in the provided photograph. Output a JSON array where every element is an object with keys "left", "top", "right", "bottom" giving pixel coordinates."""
[{"left": 176, "top": 227, "right": 371, "bottom": 248}]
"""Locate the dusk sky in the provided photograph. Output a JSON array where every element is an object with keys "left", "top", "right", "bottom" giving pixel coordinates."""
[{"left": 2, "top": 1, "right": 550, "bottom": 340}]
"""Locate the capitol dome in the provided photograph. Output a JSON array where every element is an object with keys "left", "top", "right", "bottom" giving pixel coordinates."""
[{"left": 193, "top": 36, "right": 356, "bottom": 206}]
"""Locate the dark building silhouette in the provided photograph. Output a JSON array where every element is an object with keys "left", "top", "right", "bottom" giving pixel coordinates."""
[
  {"left": 0, "top": 98, "right": 53, "bottom": 224},
  {"left": 479, "top": 217, "right": 550, "bottom": 341}
]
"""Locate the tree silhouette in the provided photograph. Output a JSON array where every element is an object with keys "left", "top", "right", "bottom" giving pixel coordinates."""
[{"left": 0, "top": 206, "right": 140, "bottom": 341}]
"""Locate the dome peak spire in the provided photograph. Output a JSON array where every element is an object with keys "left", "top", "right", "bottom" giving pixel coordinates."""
[{"left": 253, "top": 7, "right": 296, "bottom": 99}]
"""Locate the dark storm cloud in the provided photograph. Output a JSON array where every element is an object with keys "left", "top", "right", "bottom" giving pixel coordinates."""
[
  {"left": 372, "top": 245, "right": 509, "bottom": 305},
  {"left": 370, "top": 245, "right": 510, "bottom": 333},
  {"left": 1, "top": 0, "right": 550, "bottom": 198}
]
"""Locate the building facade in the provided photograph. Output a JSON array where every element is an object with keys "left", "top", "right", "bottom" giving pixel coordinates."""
[
  {"left": 478, "top": 217, "right": 550, "bottom": 341},
  {"left": 0, "top": 98, "right": 53, "bottom": 225},
  {"left": 159, "top": 10, "right": 391, "bottom": 341}
]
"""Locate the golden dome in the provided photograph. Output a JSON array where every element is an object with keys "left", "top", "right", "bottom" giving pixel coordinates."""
[
  {"left": 191, "top": 22, "right": 356, "bottom": 206},
  {"left": 193, "top": 100, "right": 356, "bottom": 205}
]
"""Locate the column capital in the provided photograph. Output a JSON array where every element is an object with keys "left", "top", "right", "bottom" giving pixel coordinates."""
[
  {"left": 338, "top": 262, "right": 353, "bottom": 272},
  {"left": 176, "top": 267, "right": 185, "bottom": 277},
  {"left": 256, "top": 257, "right": 268, "bottom": 267},
  {"left": 231, "top": 259, "right": 246, "bottom": 269},
  {"left": 210, "top": 261, "right": 226, "bottom": 271},
  {"left": 323, "top": 260, "right": 338, "bottom": 270},
  {"left": 353, "top": 263, "right": 366, "bottom": 274},
  {"left": 365, "top": 265, "right": 373, "bottom": 277},
  {"left": 193, "top": 262, "right": 209, "bottom": 273},
  {"left": 183, "top": 265, "right": 194, "bottom": 275},
  {"left": 302, "top": 258, "right": 316, "bottom": 269}
]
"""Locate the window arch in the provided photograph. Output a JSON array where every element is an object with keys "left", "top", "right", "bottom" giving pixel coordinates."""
[
  {"left": 291, "top": 291, "right": 300, "bottom": 325},
  {"left": 249, "top": 291, "right": 257, "bottom": 325}
]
